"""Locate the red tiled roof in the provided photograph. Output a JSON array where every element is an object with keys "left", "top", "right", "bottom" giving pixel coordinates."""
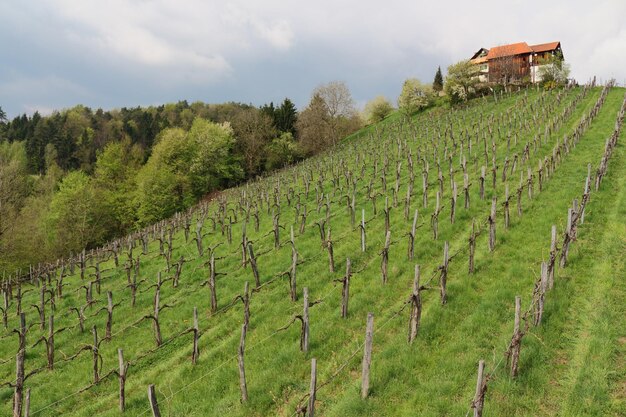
[
  {"left": 486, "top": 42, "right": 533, "bottom": 59},
  {"left": 530, "top": 41, "right": 560, "bottom": 53}
]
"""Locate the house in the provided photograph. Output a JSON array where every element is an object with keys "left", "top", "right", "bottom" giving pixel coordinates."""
[{"left": 469, "top": 41, "right": 563, "bottom": 84}]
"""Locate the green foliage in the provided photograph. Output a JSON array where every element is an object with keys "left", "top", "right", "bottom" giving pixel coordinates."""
[
  {"left": 264, "top": 132, "right": 302, "bottom": 170},
  {"left": 232, "top": 109, "right": 277, "bottom": 176},
  {"left": 46, "top": 171, "right": 104, "bottom": 255},
  {"left": 363, "top": 95, "right": 394, "bottom": 123},
  {"left": 538, "top": 54, "right": 571, "bottom": 86},
  {"left": 93, "top": 139, "right": 143, "bottom": 236},
  {"left": 433, "top": 66, "right": 444, "bottom": 92},
  {"left": 397, "top": 78, "right": 433, "bottom": 115},
  {"left": 275, "top": 98, "right": 298, "bottom": 136},
  {"left": 135, "top": 119, "right": 243, "bottom": 226},
  {"left": 444, "top": 60, "right": 479, "bottom": 104},
  {"left": 135, "top": 128, "right": 194, "bottom": 225},
  {"left": 188, "top": 118, "right": 243, "bottom": 194}
]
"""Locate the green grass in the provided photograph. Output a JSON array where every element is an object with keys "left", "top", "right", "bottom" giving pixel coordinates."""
[{"left": 1, "top": 86, "right": 625, "bottom": 416}]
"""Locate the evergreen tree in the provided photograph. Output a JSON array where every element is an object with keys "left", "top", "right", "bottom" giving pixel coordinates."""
[
  {"left": 275, "top": 98, "right": 298, "bottom": 136},
  {"left": 433, "top": 66, "right": 444, "bottom": 92}
]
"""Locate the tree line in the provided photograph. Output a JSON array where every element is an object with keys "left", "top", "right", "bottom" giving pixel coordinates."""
[{"left": 0, "top": 82, "right": 363, "bottom": 273}]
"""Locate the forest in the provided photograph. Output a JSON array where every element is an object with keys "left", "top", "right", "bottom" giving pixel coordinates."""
[{"left": 0, "top": 82, "right": 362, "bottom": 274}]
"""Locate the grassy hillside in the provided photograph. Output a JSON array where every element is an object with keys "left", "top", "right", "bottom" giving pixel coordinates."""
[{"left": 1, "top": 84, "right": 625, "bottom": 417}]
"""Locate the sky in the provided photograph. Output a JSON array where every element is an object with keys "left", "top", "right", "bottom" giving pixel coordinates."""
[{"left": 1, "top": 0, "right": 625, "bottom": 118}]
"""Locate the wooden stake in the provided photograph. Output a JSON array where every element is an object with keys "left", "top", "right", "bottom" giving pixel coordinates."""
[
  {"left": 510, "top": 296, "right": 522, "bottom": 377},
  {"left": 408, "top": 265, "right": 422, "bottom": 343},
  {"left": 148, "top": 384, "right": 161, "bottom": 417},
  {"left": 303, "top": 288, "right": 310, "bottom": 353},
  {"left": 308, "top": 358, "right": 317, "bottom": 417},
  {"left": 473, "top": 360, "right": 485, "bottom": 417},
  {"left": 118, "top": 349, "right": 128, "bottom": 412},
  {"left": 238, "top": 324, "right": 248, "bottom": 402},
  {"left": 192, "top": 307, "right": 199, "bottom": 365},
  {"left": 341, "top": 259, "right": 351, "bottom": 318},
  {"left": 361, "top": 312, "right": 374, "bottom": 399}
]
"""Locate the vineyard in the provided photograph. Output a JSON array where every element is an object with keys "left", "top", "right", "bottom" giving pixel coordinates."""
[{"left": 1, "top": 82, "right": 625, "bottom": 417}]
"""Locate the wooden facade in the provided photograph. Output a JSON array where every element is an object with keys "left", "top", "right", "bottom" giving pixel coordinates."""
[{"left": 469, "top": 41, "right": 563, "bottom": 84}]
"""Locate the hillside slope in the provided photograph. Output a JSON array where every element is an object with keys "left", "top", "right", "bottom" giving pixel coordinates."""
[{"left": 1, "top": 84, "right": 625, "bottom": 417}]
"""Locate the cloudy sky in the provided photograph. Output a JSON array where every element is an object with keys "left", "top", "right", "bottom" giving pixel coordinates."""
[{"left": 1, "top": 0, "right": 625, "bottom": 118}]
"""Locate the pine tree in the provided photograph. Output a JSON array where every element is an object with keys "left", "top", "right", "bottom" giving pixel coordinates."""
[
  {"left": 275, "top": 98, "right": 298, "bottom": 137},
  {"left": 433, "top": 66, "right": 444, "bottom": 92}
]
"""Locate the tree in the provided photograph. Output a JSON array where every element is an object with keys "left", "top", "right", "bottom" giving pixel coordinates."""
[
  {"left": 444, "top": 60, "right": 478, "bottom": 104},
  {"left": 93, "top": 138, "right": 143, "bottom": 236},
  {"left": 274, "top": 98, "right": 298, "bottom": 136},
  {"left": 433, "top": 66, "right": 444, "bottom": 92},
  {"left": 538, "top": 54, "right": 570, "bottom": 86},
  {"left": 187, "top": 118, "right": 243, "bottom": 195},
  {"left": 135, "top": 128, "right": 193, "bottom": 225},
  {"left": 264, "top": 132, "right": 302, "bottom": 170},
  {"left": 0, "top": 106, "right": 6, "bottom": 125},
  {"left": 398, "top": 79, "right": 433, "bottom": 115},
  {"left": 232, "top": 109, "right": 277, "bottom": 176},
  {"left": 296, "top": 94, "right": 331, "bottom": 155},
  {"left": 46, "top": 171, "right": 104, "bottom": 256},
  {"left": 364, "top": 96, "right": 394, "bottom": 123},
  {"left": 312, "top": 81, "right": 360, "bottom": 146}
]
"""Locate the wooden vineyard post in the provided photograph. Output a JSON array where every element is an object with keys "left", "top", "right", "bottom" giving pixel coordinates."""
[
  {"left": 24, "top": 388, "right": 30, "bottom": 417},
  {"left": 533, "top": 262, "right": 548, "bottom": 326},
  {"left": 14, "top": 313, "right": 26, "bottom": 417},
  {"left": 560, "top": 209, "right": 573, "bottom": 268},
  {"left": 469, "top": 220, "right": 476, "bottom": 274},
  {"left": 384, "top": 197, "right": 390, "bottom": 234},
  {"left": 408, "top": 209, "right": 418, "bottom": 260},
  {"left": 488, "top": 197, "right": 497, "bottom": 252},
  {"left": 209, "top": 252, "right": 218, "bottom": 314},
  {"left": 326, "top": 227, "right": 335, "bottom": 273},
  {"left": 106, "top": 291, "right": 113, "bottom": 340},
  {"left": 238, "top": 324, "right": 248, "bottom": 402},
  {"left": 440, "top": 242, "right": 449, "bottom": 305},
  {"left": 290, "top": 227, "right": 298, "bottom": 302},
  {"left": 308, "top": 358, "right": 317, "bottom": 417},
  {"left": 247, "top": 242, "right": 261, "bottom": 288},
  {"left": 464, "top": 172, "right": 471, "bottom": 209},
  {"left": 361, "top": 312, "right": 374, "bottom": 399},
  {"left": 510, "top": 296, "right": 522, "bottom": 377},
  {"left": 45, "top": 315, "right": 55, "bottom": 369},
  {"left": 341, "top": 259, "right": 351, "bottom": 318},
  {"left": 450, "top": 181, "right": 457, "bottom": 224},
  {"left": 242, "top": 282, "right": 250, "bottom": 331},
  {"left": 303, "top": 288, "right": 310, "bottom": 353},
  {"left": 92, "top": 326, "right": 100, "bottom": 383},
  {"left": 148, "top": 384, "right": 162, "bottom": 417},
  {"left": 422, "top": 164, "right": 429, "bottom": 208},
  {"left": 479, "top": 166, "right": 486, "bottom": 200},
  {"left": 381, "top": 231, "right": 391, "bottom": 284},
  {"left": 547, "top": 225, "right": 557, "bottom": 288},
  {"left": 504, "top": 184, "right": 511, "bottom": 229},
  {"left": 473, "top": 360, "right": 486, "bottom": 417},
  {"left": 431, "top": 191, "right": 441, "bottom": 240},
  {"left": 408, "top": 265, "right": 422, "bottom": 344},
  {"left": 192, "top": 307, "right": 199, "bottom": 364},
  {"left": 517, "top": 172, "right": 524, "bottom": 217},
  {"left": 360, "top": 209, "right": 367, "bottom": 252},
  {"left": 118, "top": 348, "right": 128, "bottom": 412}
]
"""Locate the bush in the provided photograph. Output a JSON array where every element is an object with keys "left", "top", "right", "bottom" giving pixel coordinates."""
[
  {"left": 364, "top": 96, "right": 394, "bottom": 123},
  {"left": 398, "top": 79, "right": 433, "bottom": 115}
]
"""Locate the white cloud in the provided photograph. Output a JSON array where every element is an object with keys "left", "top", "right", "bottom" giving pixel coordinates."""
[{"left": 1, "top": 0, "right": 625, "bottom": 116}]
